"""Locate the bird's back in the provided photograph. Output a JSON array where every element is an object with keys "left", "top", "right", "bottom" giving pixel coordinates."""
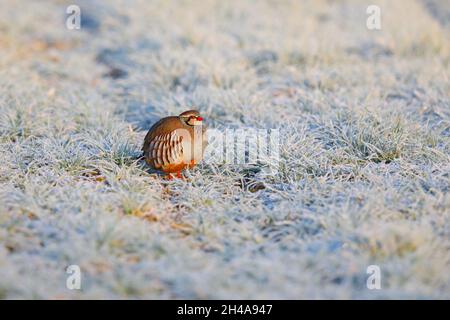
[{"left": 142, "top": 116, "right": 184, "bottom": 152}]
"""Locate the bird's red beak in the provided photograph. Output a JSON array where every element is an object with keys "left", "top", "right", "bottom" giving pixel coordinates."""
[{"left": 197, "top": 116, "right": 203, "bottom": 121}]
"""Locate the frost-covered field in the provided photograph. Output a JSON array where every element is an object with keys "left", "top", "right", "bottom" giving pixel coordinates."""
[{"left": 0, "top": 0, "right": 449, "bottom": 299}]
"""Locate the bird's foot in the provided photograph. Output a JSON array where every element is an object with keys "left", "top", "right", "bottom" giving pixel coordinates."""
[
  {"left": 175, "top": 171, "right": 184, "bottom": 179},
  {"left": 164, "top": 172, "right": 184, "bottom": 180}
]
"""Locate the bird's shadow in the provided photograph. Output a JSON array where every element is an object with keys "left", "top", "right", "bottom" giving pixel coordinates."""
[{"left": 136, "top": 157, "right": 166, "bottom": 178}]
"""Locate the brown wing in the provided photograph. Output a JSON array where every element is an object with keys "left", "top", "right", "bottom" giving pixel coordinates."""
[{"left": 142, "top": 117, "right": 188, "bottom": 170}]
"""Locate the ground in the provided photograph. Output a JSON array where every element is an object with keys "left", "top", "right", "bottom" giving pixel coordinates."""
[{"left": 0, "top": 0, "right": 449, "bottom": 299}]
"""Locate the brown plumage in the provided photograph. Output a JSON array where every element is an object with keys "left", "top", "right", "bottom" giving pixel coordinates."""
[{"left": 142, "top": 110, "right": 207, "bottom": 177}]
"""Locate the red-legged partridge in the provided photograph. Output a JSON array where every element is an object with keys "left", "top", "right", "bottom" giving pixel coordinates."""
[{"left": 142, "top": 110, "right": 207, "bottom": 178}]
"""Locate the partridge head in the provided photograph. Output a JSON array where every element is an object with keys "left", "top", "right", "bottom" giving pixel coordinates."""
[{"left": 142, "top": 110, "right": 207, "bottom": 178}]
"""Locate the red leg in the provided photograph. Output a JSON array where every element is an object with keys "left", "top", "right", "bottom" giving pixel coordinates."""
[
  {"left": 176, "top": 171, "right": 183, "bottom": 179},
  {"left": 165, "top": 173, "right": 173, "bottom": 180}
]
